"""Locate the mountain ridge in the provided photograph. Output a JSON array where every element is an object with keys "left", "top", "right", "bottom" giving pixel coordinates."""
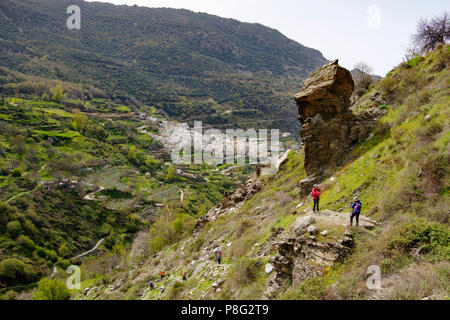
[{"left": 0, "top": 0, "right": 327, "bottom": 135}]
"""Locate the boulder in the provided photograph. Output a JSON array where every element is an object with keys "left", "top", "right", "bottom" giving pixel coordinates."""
[
  {"left": 291, "top": 216, "right": 316, "bottom": 236},
  {"left": 295, "top": 60, "right": 354, "bottom": 123},
  {"left": 265, "top": 263, "right": 274, "bottom": 274},
  {"left": 307, "top": 225, "right": 319, "bottom": 234}
]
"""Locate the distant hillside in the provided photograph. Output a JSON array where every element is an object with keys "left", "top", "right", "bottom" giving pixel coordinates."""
[{"left": 0, "top": 0, "right": 327, "bottom": 135}]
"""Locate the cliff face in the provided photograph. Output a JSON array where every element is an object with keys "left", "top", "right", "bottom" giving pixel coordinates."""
[{"left": 295, "top": 60, "right": 384, "bottom": 193}]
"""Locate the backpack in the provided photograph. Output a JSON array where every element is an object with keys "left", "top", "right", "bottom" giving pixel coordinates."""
[
  {"left": 353, "top": 201, "right": 361, "bottom": 213},
  {"left": 312, "top": 188, "right": 321, "bottom": 199}
]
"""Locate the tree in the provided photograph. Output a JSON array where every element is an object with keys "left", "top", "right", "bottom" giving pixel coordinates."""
[
  {"left": 72, "top": 110, "right": 87, "bottom": 132},
  {"left": 165, "top": 165, "right": 176, "bottom": 182},
  {"left": 0, "top": 258, "right": 36, "bottom": 285},
  {"left": 13, "top": 135, "right": 26, "bottom": 155},
  {"left": 58, "top": 243, "right": 70, "bottom": 258},
  {"left": 0, "top": 258, "right": 25, "bottom": 281},
  {"left": 353, "top": 62, "right": 375, "bottom": 95},
  {"left": 33, "top": 278, "right": 70, "bottom": 300},
  {"left": 7, "top": 221, "right": 22, "bottom": 238},
  {"left": 50, "top": 85, "right": 64, "bottom": 102},
  {"left": 127, "top": 145, "right": 137, "bottom": 160},
  {"left": 412, "top": 12, "right": 450, "bottom": 54}
]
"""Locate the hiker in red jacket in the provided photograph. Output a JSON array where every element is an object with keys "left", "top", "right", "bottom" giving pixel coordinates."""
[{"left": 312, "top": 185, "right": 321, "bottom": 213}]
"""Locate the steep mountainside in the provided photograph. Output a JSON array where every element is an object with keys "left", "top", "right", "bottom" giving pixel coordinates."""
[
  {"left": 0, "top": 0, "right": 327, "bottom": 135},
  {"left": 0, "top": 70, "right": 252, "bottom": 295},
  {"left": 76, "top": 45, "right": 449, "bottom": 301}
]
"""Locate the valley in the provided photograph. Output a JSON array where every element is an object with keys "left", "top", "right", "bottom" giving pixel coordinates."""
[{"left": 0, "top": 0, "right": 448, "bottom": 302}]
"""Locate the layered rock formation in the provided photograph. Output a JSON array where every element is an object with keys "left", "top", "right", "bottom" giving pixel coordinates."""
[
  {"left": 264, "top": 213, "right": 355, "bottom": 298},
  {"left": 194, "top": 176, "right": 263, "bottom": 230},
  {"left": 263, "top": 208, "right": 379, "bottom": 298},
  {"left": 295, "top": 60, "right": 385, "bottom": 194}
]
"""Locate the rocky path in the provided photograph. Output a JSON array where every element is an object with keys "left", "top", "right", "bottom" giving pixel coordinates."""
[
  {"left": 311, "top": 208, "right": 378, "bottom": 231},
  {"left": 71, "top": 238, "right": 105, "bottom": 260},
  {"left": 83, "top": 185, "right": 105, "bottom": 201}
]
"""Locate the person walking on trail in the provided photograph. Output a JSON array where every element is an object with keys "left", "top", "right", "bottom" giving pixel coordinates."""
[
  {"left": 312, "top": 185, "right": 321, "bottom": 213},
  {"left": 350, "top": 197, "right": 362, "bottom": 227},
  {"left": 217, "top": 251, "right": 222, "bottom": 264},
  {"left": 182, "top": 272, "right": 187, "bottom": 281},
  {"left": 160, "top": 271, "right": 165, "bottom": 279},
  {"left": 149, "top": 280, "right": 155, "bottom": 289}
]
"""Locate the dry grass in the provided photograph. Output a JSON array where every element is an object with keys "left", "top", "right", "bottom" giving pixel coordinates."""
[{"left": 381, "top": 261, "right": 450, "bottom": 300}]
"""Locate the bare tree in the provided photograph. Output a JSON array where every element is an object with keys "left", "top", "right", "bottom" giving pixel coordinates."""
[
  {"left": 412, "top": 11, "right": 450, "bottom": 54},
  {"left": 354, "top": 62, "right": 373, "bottom": 76},
  {"left": 353, "top": 62, "right": 374, "bottom": 96}
]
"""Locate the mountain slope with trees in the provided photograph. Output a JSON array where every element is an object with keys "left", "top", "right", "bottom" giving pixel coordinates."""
[{"left": 0, "top": 0, "right": 327, "bottom": 135}]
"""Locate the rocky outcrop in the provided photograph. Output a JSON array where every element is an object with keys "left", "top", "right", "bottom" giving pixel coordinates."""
[
  {"left": 295, "top": 60, "right": 355, "bottom": 124},
  {"left": 194, "top": 176, "right": 263, "bottom": 230},
  {"left": 264, "top": 209, "right": 379, "bottom": 298},
  {"left": 264, "top": 216, "right": 355, "bottom": 298},
  {"left": 295, "top": 60, "right": 385, "bottom": 194}
]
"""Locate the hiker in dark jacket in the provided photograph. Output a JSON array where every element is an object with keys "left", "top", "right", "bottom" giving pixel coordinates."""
[
  {"left": 350, "top": 197, "right": 362, "bottom": 227},
  {"left": 182, "top": 272, "right": 187, "bottom": 281},
  {"left": 312, "top": 185, "right": 321, "bottom": 213},
  {"left": 217, "top": 251, "right": 222, "bottom": 264}
]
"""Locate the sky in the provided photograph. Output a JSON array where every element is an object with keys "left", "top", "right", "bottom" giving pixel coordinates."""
[{"left": 86, "top": 0, "right": 449, "bottom": 76}]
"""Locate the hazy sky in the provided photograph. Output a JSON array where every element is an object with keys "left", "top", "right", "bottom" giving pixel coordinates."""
[{"left": 86, "top": 0, "right": 449, "bottom": 76}]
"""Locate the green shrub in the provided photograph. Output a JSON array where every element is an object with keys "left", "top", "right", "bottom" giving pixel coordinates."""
[
  {"left": 0, "top": 290, "right": 18, "bottom": 300},
  {"left": 172, "top": 213, "right": 196, "bottom": 237},
  {"left": 16, "top": 235, "right": 35, "bottom": 251},
  {"left": 72, "top": 110, "right": 86, "bottom": 132},
  {"left": 280, "top": 276, "right": 328, "bottom": 300},
  {"left": 0, "top": 258, "right": 36, "bottom": 285},
  {"left": 33, "top": 278, "right": 70, "bottom": 300},
  {"left": 57, "top": 243, "right": 70, "bottom": 258},
  {"left": 230, "top": 257, "right": 263, "bottom": 285},
  {"left": 405, "top": 55, "right": 424, "bottom": 69},
  {"left": 165, "top": 165, "right": 176, "bottom": 182},
  {"left": 235, "top": 218, "right": 255, "bottom": 238},
  {"left": 11, "top": 167, "right": 22, "bottom": 177},
  {"left": 148, "top": 211, "right": 197, "bottom": 253},
  {"left": 50, "top": 86, "right": 64, "bottom": 102},
  {"left": 167, "top": 280, "right": 186, "bottom": 299},
  {"left": 56, "top": 257, "right": 70, "bottom": 270},
  {"left": 193, "top": 237, "right": 204, "bottom": 252},
  {"left": 388, "top": 219, "right": 450, "bottom": 261},
  {"left": 7, "top": 220, "right": 22, "bottom": 238},
  {"left": 379, "top": 77, "right": 397, "bottom": 98},
  {"left": 35, "top": 246, "right": 58, "bottom": 262}
]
